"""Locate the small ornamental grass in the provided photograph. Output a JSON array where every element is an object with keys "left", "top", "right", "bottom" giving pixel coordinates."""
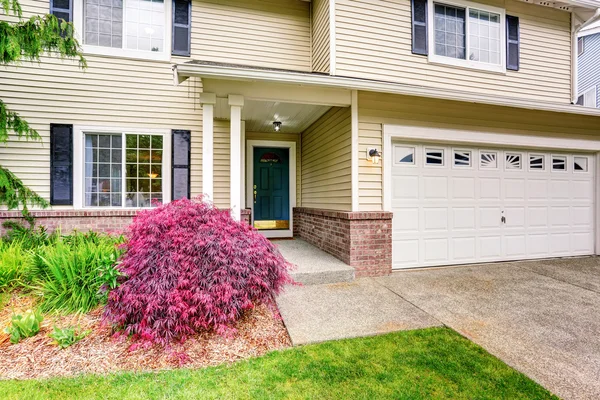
[{"left": 103, "top": 198, "right": 294, "bottom": 346}]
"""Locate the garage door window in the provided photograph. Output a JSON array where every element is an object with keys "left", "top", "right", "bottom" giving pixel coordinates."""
[
  {"left": 425, "top": 148, "right": 444, "bottom": 166},
  {"left": 528, "top": 154, "right": 544, "bottom": 171},
  {"left": 453, "top": 150, "right": 471, "bottom": 167},
  {"left": 574, "top": 156, "right": 588, "bottom": 172},
  {"left": 480, "top": 151, "right": 497, "bottom": 168},
  {"left": 552, "top": 156, "right": 566, "bottom": 171},
  {"left": 505, "top": 153, "right": 522, "bottom": 170},
  {"left": 394, "top": 146, "right": 415, "bottom": 165}
]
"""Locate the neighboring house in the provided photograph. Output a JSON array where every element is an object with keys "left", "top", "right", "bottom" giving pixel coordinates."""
[
  {"left": 2, "top": 0, "right": 600, "bottom": 277},
  {"left": 578, "top": 20, "right": 600, "bottom": 108}
]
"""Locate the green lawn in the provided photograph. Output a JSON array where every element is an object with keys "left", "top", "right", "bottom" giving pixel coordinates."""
[{"left": 1, "top": 327, "right": 556, "bottom": 400}]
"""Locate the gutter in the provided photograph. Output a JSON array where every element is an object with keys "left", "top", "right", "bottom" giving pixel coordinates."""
[
  {"left": 175, "top": 63, "right": 600, "bottom": 118},
  {"left": 572, "top": 8, "right": 600, "bottom": 103}
]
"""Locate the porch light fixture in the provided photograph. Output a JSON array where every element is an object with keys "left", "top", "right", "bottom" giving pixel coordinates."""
[
  {"left": 273, "top": 121, "right": 282, "bottom": 132},
  {"left": 367, "top": 148, "right": 381, "bottom": 164}
]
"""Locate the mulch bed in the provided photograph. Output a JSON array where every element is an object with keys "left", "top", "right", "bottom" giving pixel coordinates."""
[{"left": 0, "top": 292, "right": 291, "bottom": 380}]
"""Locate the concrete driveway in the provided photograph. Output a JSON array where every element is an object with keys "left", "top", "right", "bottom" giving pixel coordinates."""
[{"left": 375, "top": 257, "right": 600, "bottom": 400}]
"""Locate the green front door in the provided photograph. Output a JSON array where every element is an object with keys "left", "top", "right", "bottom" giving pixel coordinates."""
[{"left": 253, "top": 147, "right": 290, "bottom": 230}]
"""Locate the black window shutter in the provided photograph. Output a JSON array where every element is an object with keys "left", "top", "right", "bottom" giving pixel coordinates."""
[
  {"left": 411, "top": 0, "right": 428, "bottom": 55},
  {"left": 50, "top": 0, "right": 72, "bottom": 22},
  {"left": 50, "top": 124, "right": 73, "bottom": 205},
  {"left": 172, "top": 130, "right": 191, "bottom": 200},
  {"left": 506, "top": 15, "right": 520, "bottom": 71},
  {"left": 172, "top": 0, "right": 191, "bottom": 56}
]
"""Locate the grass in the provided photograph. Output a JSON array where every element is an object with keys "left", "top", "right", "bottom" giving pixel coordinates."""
[{"left": 0, "top": 327, "right": 557, "bottom": 400}]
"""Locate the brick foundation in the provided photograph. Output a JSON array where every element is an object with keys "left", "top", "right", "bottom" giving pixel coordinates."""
[
  {"left": 293, "top": 207, "right": 393, "bottom": 277},
  {"left": 0, "top": 208, "right": 253, "bottom": 236},
  {"left": 0, "top": 210, "right": 138, "bottom": 235}
]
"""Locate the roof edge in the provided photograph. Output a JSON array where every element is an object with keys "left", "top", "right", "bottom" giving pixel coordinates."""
[{"left": 175, "top": 63, "right": 600, "bottom": 118}]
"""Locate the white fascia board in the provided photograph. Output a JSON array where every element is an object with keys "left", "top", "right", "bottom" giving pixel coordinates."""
[{"left": 174, "top": 63, "right": 600, "bottom": 118}]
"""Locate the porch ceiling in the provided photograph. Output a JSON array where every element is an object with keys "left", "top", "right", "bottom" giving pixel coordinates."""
[{"left": 214, "top": 98, "right": 331, "bottom": 134}]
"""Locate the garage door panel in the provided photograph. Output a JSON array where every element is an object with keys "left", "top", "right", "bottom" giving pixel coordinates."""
[
  {"left": 452, "top": 237, "right": 476, "bottom": 260},
  {"left": 550, "top": 233, "right": 571, "bottom": 255},
  {"left": 479, "top": 236, "right": 503, "bottom": 258},
  {"left": 452, "top": 177, "right": 476, "bottom": 199},
  {"left": 391, "top": 142, "right": 595, "bottom": 269},
  {"left": 480, "top": 207, "right": 502, "bottom": 228},
  {"left": 423, "top": 176, "right": 448, "bottom": 199},
  {"left": 393, "top": 176, "right": 418, "bottom": 199},
  {"left": 504, "top": 178, "right": 526, "bottom": 200},
  {"left": 505, "top": 235, "right": 527, "bottom": 257},
  {"left": 528, "top": 207, "right": 548, "bottom": 227},
  {"left": 527, "top": 179, "right": 548, "bottom": 200},
  {"left": 571, "top": 180, "right": 593, "bottom": 200},
  {"left": 424, "top": 208, "right": 448, "bottom": 231},
  {"left": 453, "top": 208, "right": 476, "bottom": 230},
  {"left": 480, "top": 178, "right": 501, "bottom": 199}
]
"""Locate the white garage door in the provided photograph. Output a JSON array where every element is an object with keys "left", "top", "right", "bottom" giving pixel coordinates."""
[{"left": 391, "top": 143, "right": 595, "bottom": 269}]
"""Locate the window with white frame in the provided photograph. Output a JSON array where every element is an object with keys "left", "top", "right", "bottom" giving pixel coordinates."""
[
  {"left": 77, "top": 0, "right": 170, "bottom": 59},
  {"left": 83, "top": 131, "right": 167, "bottom": 208},
  {"left": 578, "top": 86, "right": 598, "bottom": 108},
  {"left": 429, "top": 0, "right": 505, "bottom": 72}
]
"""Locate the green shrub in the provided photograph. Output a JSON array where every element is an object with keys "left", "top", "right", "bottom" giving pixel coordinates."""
[
  {"left": 0, "top": 240, "right": 31, "bottom": 290},
  {"left": 4, "top": 309, "right": 44, "bottom": 344},
  {"left": 30, "top": 232, "right": 125, "bottom": 314},
  {"left": 1, "top": 222, "right": 58, "bottom": 249},
  {"left": 49, "top": 326, "right": 90, "bottom": 348}
]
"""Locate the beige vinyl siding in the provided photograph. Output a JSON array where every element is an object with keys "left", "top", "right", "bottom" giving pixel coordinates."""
[
  {"left": 192, "top": 0, "right": 312, "bottom": 72},
  {"left": 358, "top": 91, "right": 600, "bottom": 211},
  {"left": 311, "top": 0, "right": 330, "bottom": 73},
  {"left": 335, "top": 0, "right": 572, "bottom": 103},
  {"left": 246, "top": 132, "right": 302, "bottom": 206},
  {"left": 301, "top": 107, "right": 352, "bottom": 210},
  {"left": 213, "top": 120, "right": 231, "bottom": 208}
]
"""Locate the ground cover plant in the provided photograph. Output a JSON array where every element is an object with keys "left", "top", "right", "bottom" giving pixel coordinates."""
[
  {"left": 103, "top": 198, "right": 294, "bottom": 347},
  {"left": 0, "top": 223, "right": 125, "bottom": 314},
  {"left": 0, "top": 328, "right": 558, "bottom": 400},
  {"left": 4, "top": 308, "right": 43, "bottom": 344},
  {"left": 49, "top": 326, "right": 90, "bottom": 349}
]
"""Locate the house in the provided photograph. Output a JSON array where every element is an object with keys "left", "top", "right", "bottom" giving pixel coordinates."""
[
  {"left": 2, "top": 0, "right": 600, "bottom": 277},
  {"left": 578, "top": 20, "right": 600, "bottom": 108}
]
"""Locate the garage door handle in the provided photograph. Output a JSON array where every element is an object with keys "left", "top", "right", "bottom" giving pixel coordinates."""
[{"left": 501, "top": 216, "right": 506, "bottom": 224}]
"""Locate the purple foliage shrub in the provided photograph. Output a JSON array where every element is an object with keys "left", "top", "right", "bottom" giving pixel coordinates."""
[{"left": 103, "top": 197, "right": 293, "bottom": 345}]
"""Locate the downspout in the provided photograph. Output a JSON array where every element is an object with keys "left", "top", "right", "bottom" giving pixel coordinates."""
[{"left": 572, "top": 8, "right": 600, "bottom": 104}]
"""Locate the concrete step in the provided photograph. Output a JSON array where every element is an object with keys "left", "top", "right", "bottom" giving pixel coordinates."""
[{"left": 273, "top": 238, "right": 355, "bottom": 285}]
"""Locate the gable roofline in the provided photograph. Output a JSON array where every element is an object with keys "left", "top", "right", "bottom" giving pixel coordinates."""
[
  {"left": 174, "top": 61, "right": 600, "bottom": 118},
  {"left": 579, "top": 20, "right": 600, "bottom": 36}
]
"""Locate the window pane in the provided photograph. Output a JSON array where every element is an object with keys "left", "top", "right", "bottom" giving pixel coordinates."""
[
  {"left": 125, "top": 0, "right": 165, "bottom": 52},
  {"left": 125, "top": 133, "right": 163, "bottom": 207},
  {"left": 468, "top": 8, "right": 501, "bottom": 65},
  {"left": 433, "top": 3, "right": 466, "bottom": 60},
  {"left": 84, "top": 133, "right": 122, "bottom": 207},
  {"left": 84, "top": 0, "right": 122, "bottom": 48}
]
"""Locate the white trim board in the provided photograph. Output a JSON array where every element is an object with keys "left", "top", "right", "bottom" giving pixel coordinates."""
[{"left": 245, "top": 140, "right": 297, "bottom": 238}]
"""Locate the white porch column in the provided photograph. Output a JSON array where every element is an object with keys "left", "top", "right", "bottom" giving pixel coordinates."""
[
  {"left": 200, "top": 93, "right": 216, "bottom": 200},
  {"left": 228, "top": 94, "right": 244, "bottom": 221}
]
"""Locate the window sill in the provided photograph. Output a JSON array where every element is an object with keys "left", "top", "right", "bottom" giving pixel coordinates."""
[
  {"left": 428, "top": 55, "right": 506, "bottom": 75},
  {"left": 82, "top": 45, "right": 171, "bottom": 63}
]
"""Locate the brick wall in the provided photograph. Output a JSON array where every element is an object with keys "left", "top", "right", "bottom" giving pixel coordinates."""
[
  {"left": 0, "top": 208, "right": 253, "bottom": 236},
  {"left": 293, "top": 207, "right": 393, "bottom": 277}
]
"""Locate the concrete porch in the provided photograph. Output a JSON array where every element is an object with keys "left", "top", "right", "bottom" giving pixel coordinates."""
[{"left": 272, "top": 238, "right": 355, "bottom": 285}]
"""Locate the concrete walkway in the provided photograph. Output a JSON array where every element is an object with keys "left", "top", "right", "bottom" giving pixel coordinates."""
[
  {"left": 277, "top": 257, "right": 600, "bottom": 400},
  {"left": 276, "top": 279, "right": 441, "bottom": 346},
  {"left": 274, "top": 238, "right": 354, "bottom": 285}
]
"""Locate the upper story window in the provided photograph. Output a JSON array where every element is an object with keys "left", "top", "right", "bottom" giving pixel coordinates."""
[
  {"left": 56, "top": 0, "right": 191, "bottom": 61},
  {"left": 419, "top": 0, "right": 507, "bottom": 73},
  {"left": 77, "top": 0, "right": 169, "bottom": 60}
]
